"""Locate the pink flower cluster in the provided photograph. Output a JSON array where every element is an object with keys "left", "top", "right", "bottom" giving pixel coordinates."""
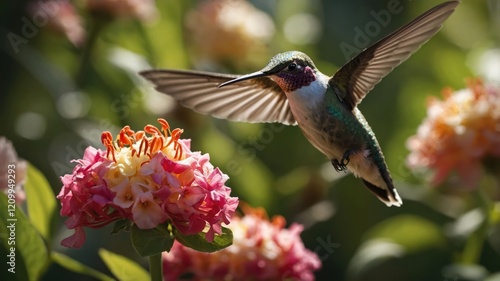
[
  {"left": 185, "top": 0, "right": 275, "bottom": 68},
  {"left": 28, "top": 0, "right": 86, "bottom": 47},
  {"left": 57, "top": 119, "right": 238, "bottom": 248},
  {"left": 163, "top": 206, "right": 321, "bottom": 281},
  {"left": 406, "top": 79, "right": 500, "bottom": 188},
  {"left": 84, "top": 0, "right": 158, "bottom": 21},
  {"left": 27, "top": 0, "right": 157, "bottom": 47}
]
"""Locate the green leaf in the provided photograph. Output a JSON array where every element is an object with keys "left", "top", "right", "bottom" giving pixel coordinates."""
[
  {"left": 364, "top": 214, "right": 446, "bottom": 253},
  {"left": 111, "top": 219, "right": 132, "bottom": 234},
  {"left": 175, "top": 227, "right": 233, "bottom": 253},
  {"left": 24, "top": 163, "right": 57, "bottom": 242},
  {"left": 0, "top": 193, "right": 48, "bottom": 281},
  {"left": 347, "top": 239, "right": 405, "bottom": 278},
  {"left": 485, "top": 273, "right": 500, "bottom": 281},
  {"left": 51, "top": 252, "right": 114, "bottom": 281},
  {"left": 347, "top": 215, "right": 447, "bottom": 279},
  {"left": 130, "top": 223, "right": 175, "bottom": 257},
  {"left": 442, "top": 264, "right": 489, "bottom": 281},
  {"left": 99, "top": 248, "right": 150, "bottom": 281}
]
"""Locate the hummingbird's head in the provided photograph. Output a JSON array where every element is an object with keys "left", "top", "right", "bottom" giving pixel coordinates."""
[
  {"left": 262, "top": 51, "right": 318, "bottom": 92},
  {"left": 219, "top": 51, "right": 318, "bottom": 93}
]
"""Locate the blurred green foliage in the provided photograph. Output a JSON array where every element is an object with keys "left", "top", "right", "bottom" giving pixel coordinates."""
[{"left": 1, "top": 0, "right": 499, "bottom": 280}]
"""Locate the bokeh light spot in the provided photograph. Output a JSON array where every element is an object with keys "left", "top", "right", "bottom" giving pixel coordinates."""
[
  {"left": 57, "top": 91, "right": 91, "bottom": 119},
  {"left": 284, "top": 13, "right": 322, "bottom": 45},
  {"left": 15, "top": 112, "right": 47, "bottom": 140}
]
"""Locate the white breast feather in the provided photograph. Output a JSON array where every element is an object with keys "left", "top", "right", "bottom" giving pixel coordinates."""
[{"left": 286, "top": 75, "right": 329, "bottom": 115}]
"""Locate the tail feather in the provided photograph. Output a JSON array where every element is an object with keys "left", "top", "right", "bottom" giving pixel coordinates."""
[{"left": 362, "top": 177, "right": 402, "bottom": 207}]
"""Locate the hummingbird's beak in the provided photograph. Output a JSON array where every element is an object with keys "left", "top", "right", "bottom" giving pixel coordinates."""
[{"left": 218, "top": 71, "right": 268, "bottom": 88}]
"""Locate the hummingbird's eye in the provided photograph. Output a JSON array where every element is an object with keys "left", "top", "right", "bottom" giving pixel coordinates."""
[{"left": 287, "top": 63, "right": 297, "bottom": 71}]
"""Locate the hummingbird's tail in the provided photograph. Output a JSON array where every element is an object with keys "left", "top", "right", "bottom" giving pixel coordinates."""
[
  {"left": 361, "top": 172, "right": 402, "bottom": 207},
  {"left": 339, "top": 147, "right": 403, "bottom": 206}
]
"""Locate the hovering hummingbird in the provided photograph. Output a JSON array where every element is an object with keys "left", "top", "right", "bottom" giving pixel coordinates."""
[{"left": 140, "top": 1, "right": 459, "bottom": 207}]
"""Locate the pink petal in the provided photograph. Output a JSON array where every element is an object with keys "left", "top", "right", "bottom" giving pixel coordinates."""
[
  {"left": 132, "top": 192, "right": 168, "bottom": 229},
  {"left": 60, "top": 227, "right": 86, "bottom": 248}
]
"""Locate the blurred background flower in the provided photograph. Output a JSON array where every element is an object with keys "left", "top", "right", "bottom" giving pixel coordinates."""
[
  {"left": 185, "top": 0, "right": 275, "bottom": 70},
  {"left": 163, "top": 204, "right": 321, "bottom": 281},
  {"left": 406, "top": 79, "right": 500, "bottom": 189},
  {"left": 28, "top": 0, "right": 86, "bottom": 47},
  {"left": 0, "top": 136, "right": 27, "bottom": 204},
  {"left": 84, "top": 0, "right": 158, "bottom": 21}
]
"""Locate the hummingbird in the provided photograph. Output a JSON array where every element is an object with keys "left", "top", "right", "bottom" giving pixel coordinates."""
[{"left": 140, "top": 1, "right": 459, "bottom": 207}]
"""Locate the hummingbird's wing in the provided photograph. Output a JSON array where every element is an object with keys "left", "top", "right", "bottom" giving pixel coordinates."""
[
  {"left": 330, "top": 1, "right": 459, "bottom": 111},
  {"left": 140, "top": 70, "right": 296, "bottom": 125}
]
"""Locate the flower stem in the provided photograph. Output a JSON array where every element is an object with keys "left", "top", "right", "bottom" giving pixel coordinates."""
[
  {"left": 149, "top": 253, "right": 163, "bottom": 281},
  {"left": 134, "top": 19, "right": 157, "bottom": 65},
  {"left": 75, "top": 16, "right": 108, "bottom": 87},
  {"left": 460, "top": 188, "right": 491, "bottom": 264}
]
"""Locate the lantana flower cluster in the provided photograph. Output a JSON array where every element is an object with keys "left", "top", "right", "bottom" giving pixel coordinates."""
[
  {"left": 27, "top": 0, "right": 157, "bottom": 47},
  {"left": 406, "top": 78, "right": 500, "bottom": 188},
  {"left": 57, "top": 119, "right": 238, "bottom": 248},
  {"left": 185, "top": 0, "right": 275, "bottom": 67},
  {"left": 84, "top": 0, "right": 158, "bottom": 21},
  {"left": 28, "top": 0, "right": 86, "bottom": 47},
  {"left": 162, "top": 205, "right": 321, "bottom": 281}
]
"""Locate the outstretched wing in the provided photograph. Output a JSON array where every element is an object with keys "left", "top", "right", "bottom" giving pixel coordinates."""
[
  {"left": 330, "top": 1, "right": 459, "bottom": 110},
  {"left": 140, "top": 69, "right": 296, "bottom": 125}
]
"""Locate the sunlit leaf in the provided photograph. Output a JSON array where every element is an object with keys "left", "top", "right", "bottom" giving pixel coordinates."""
[
  {"left": 24, "top": 163, "right": 57, "bottom": 242},
  {"left": 0, "top": 193, "right": 48, "bottom": 281},
  {"left": 485, "top": 273, "right": 500, "bottom": 281},
  {"left": 445, "top": 208, "right": 485, "bottom": 239},
  {"left": 365, "top": 214, "right": 446, "bottom": 252},
  {"left": 99, "top": 248, "right": 149, "bottom": 281},
  {"left": 347, "top": 215, "right": 447, "bottom": 279},
  {"left": 347, "top": 238, "right": 405, "bottom": 278},
  {"left": 442, "top": 264, "right": 489, "bottom": 281}
]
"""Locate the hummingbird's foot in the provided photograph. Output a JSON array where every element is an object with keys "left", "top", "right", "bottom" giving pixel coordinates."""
[
  {"left": 331, "top": 150, "right": 352, "bottom": 172},
  {"left": 331, "top": 159, "right": 346, "bottom": 172}
]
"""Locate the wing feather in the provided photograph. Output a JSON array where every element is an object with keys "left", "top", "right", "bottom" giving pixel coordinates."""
[
  {"left": 331, "top": 1, "right": 459, "bottom": 110},
  {"left": 140, "top": 69, "right": 296, "bottom": 125}
]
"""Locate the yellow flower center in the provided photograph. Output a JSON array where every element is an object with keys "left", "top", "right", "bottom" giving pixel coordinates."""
[{"left": 100, "top": 119, "right": 185, "bottom": 209}]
